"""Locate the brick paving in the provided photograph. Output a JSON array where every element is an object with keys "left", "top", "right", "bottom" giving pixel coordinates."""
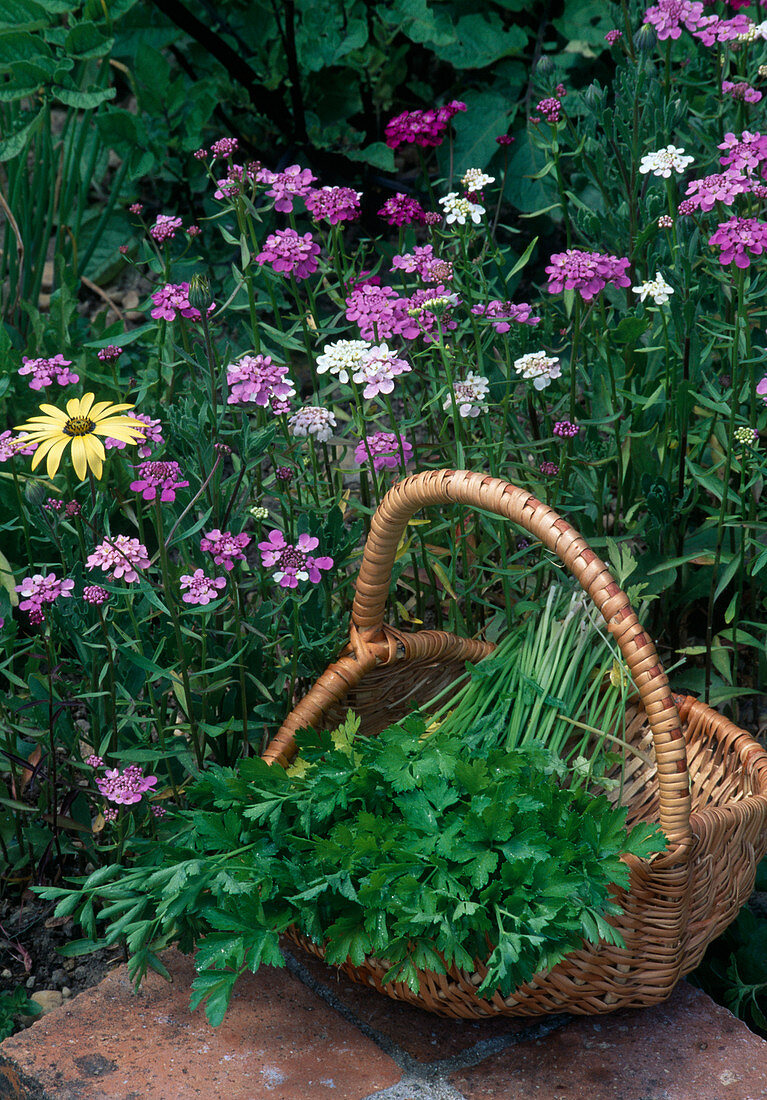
[{"left": 1, "top": 948, "right": 766, "bottom": 1099}]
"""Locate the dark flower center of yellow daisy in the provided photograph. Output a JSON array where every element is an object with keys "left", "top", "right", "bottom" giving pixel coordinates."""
[{"left": 63, "top": 416, "right": 96, "bottom": 437}]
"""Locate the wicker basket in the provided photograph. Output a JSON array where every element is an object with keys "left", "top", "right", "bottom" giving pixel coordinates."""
[{"left": 263, "top": 469, "right": 767, "bottom": 1019}]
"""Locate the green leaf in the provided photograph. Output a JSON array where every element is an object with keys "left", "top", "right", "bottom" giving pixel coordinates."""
[
  {"left": 0, "top": 106, "right": 43, "bottom": 161},
  {"left": 431, "top": 14, "right": 526, "bottom": 69},
  {"left": 448, "top": 88, "right": 516, "bottom": 175},
  {"left": 0, "top": 0, "right": 49, "bottom": 32},
  {"left": 54, "top": 84, "right": 116, "bottom": 109},
  {"left": 346, "top": 142, "right": 395, "bottom": 172},
  {"left": 64, "top": 21, "right": 114, "bottom": 59},
  {"left": 0, "top": 29, "right": 51, "bottom": 69}
]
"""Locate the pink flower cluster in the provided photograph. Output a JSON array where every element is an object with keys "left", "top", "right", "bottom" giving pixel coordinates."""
[
  {"left": 683, "top": 172, "right": 749, "bottom": 211},
  {"left": 19, "top": 354, "right": 78, "bottom": 390},
  {"left": 226, "top": 354, "right": 296, "bottom": 412},
  {"left": 708, "top": 217, "right": 767, "bottom": 267},
  {"left": 150, "top": 283, "right": 215, "bottom": 322},
  {"left": 305, "top": 186, "right": 362, "bottom": 225},
  {"left": 96, "top": 764, "right": 157, "bottom": 805},
  {"left": 264, "top": 165, "right": 317, "bottom": 213},
  {"left": 719, "top": 131, "right": 767, "bottom": 172},
  {"left": 179, "top": 569, "right": 227, "bottom": 605},
  {"left": 200, "top": 529, "right": 251, "bottom": 570},
  {"left": 471, "top": 301, "right": 541, "bottom": 332},
  {"left": 97, "top": 345, "right": 122, "bottom": 362},
  {"left": 643, "top": 0, "right": 707, "bottom": 40},
  {"left": 16, "top": 573, "right": 74, "bottom": 623},
  {"left": 694, "top": 13, "right": 752, "bottom": 45},
  {"left": 535, "top": 97, "right": 562, "bottom": 123},
  {"left": 86, "top": 536, "right": 150, "bottom": 584},
  {"left": 554, "top": 420, "right": 580, "bottom": 438},
  {"left": 545, "top": 249, "right": 631, "bottom": 301},
  {"left": 605, "top": 28, "right": 623, "bottom": 44},
  {"left": 354, "top": 432, "right": 413, "bottom": 472},
  {"left": 258, "top": 530, "right": 333, "bottom": 588},
  {"left": 256, "top": 228, "right": 320, "bottom": 281},
  {"left": 345, "top": 283, "right": 419, "bottom": 341},
  {"left": 129, "top": 461, "right": 189, "bottom": 503},
  {"left": 407, "top": 286, "right": 460, "bottom": 341},
  {"left": 210, "top": 137, "right": 238, "bottom": 159},
  {"left": 378, "top": 194, "right": 427, "bottom": 226},
  {"left": 149, "top": 215, "right": 182, "bottom": 242},
  {"left": 352, "top": 343, "right": 412, "bottom": 398},
  {"left": 722, "top": 81, "right": 763, "bottom": 104},
  {"left": 83, "top": 585, "right": 109, "bottom": 606},
  {"left": 384, "top": 100, "right": 466, "bottom": 149},
  {"left": 0, "top": 431, "right": 36, "bottom": 462}
]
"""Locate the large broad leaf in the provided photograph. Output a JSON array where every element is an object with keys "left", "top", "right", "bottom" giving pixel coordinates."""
[
  {"left": 502, "top": 131, "right": 558, "bottom": 214},
  {"left": 64, "top": 21, "right": 114, "bottom": 60},
  {"left": 0, "top": 29, "right": 51, "bottom": 69},
  {"left": 381, "top": 0, "right": 455, "bottom": 47},
  {"left": 0, "top": 106, "right": 43, "bottom": 161},
  {"left": 347, "top": 141, "right": 395, "bottom": 172},
  {"left": 0, "top": 0, "right": 50, "bottom": 31},
  {"left": 431, "top": 14, "right": 526, "bottom": 69},
  {"left": 553, "top": 0, "right": 614, "bottom": 51},
  {"left": 448, "top": 88, "right": 517, "bottom": 175},
  {"left": 54, "top": 84, "right": 116, "bottom": 109}
]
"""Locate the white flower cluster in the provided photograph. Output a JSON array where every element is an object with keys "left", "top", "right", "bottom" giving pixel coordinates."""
[
  {"left": 287, "top": 405, "right": 337, "bottom": 443},
  {"left": 639, "top": 145, "right": 694, "bottom": 178},
  {"left": 513, "top": 352, "right": 562, "bottom": 391},
  {"left": 444, "top": 371, "right": 490, "bottom": 418},
  {"left": 315, "top": 340, "right": 372, "bottom": 384},
  {"left": 461, "top": 168, "right": 495, "bottom": 191},
  {"left": 439, "top": 192, "right": 485, "bottom": 225},
  {"left": 632, "top": 272, "right": 674, "bottom": 305},
  {"left": 736, "top": 21, "right": 767, "bottom": 43}
]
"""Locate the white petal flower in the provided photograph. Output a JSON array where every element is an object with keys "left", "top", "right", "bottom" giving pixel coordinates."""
[
  {"left": 439, "top": 192, "right": 485, "bottom": 225},
  {"left": 513, "top": 352, "right": 562, "bottom": 391},
  {"left": 639, "top": 145, "right": 694, "bottom": 178},
  {"left": 444, "top": 371, "right": 490, "bottom": 417},
  {"left": 461, "top": 168, "right": 495, "bottom": 191},
  {"left": 632, "top": 272, "right": 674, "bottom": 305},
  {"left": 315, "top": 340, "right": 371, "bottom": 384},
  {"left": 287, "top": 405, "right": 337, "bottom": 442}
]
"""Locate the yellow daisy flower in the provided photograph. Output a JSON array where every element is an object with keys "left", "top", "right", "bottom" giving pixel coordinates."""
[{"left": 14, "top": 393, "right": 145, "bottom": 481}]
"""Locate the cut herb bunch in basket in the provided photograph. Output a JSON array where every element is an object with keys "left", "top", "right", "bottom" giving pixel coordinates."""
[{"left": 428, "top": 584, "right": 639, "bottom": 789}]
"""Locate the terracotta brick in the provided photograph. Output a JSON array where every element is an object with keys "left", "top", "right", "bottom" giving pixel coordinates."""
[
  {"left": 290, "top": 946, "right": 527, "bottom": 1063},
  {"left": 0, "top": 949, "right": 401, "bottom": 1100},
  {"left": 450, "top": 981, "right": 767, "bottom": 1100}
]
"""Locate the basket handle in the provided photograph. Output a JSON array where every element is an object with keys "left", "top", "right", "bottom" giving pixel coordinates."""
[{"left": 351, "top": 469, "right": 692, "bottom": 846}]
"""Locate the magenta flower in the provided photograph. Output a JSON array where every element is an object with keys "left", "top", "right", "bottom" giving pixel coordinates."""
[
  {"left": 305, "top": 186, "right": 362, "bottom": 224},
  {"left": 471, "top": 300, "right": 541, "bottom": 333},
  {"left": 200, "top": 529, "right": 251, "bottom": 571},
  {"left": 0, "top": 431, "right": 36, "bottom": 462},
  {"left": 354, "top": 431, "right": 413, "bottom": 472},
  {"left": 392, "top": 244, "right": 436, "bottom": 277},
  {"left": 722, "top": 81, "right": 763, "bottom": 105},
  {"left": 16, "top": 573, "right": 74, "bottom": 619},
  {"left": 129, "top": 460, "right": 189, "bottom": 503},
  {"left": 96, "top": 764, "right": 157, "bottom": 806},
  {"left": 385, "top": 101, "right": 466, "bottom": 149},
  {"left": 377, "top": 193, "right": 427, "bottom": 226},
  {"left": 605, "top": 28, "right": 623, "bottom": 44},
  {"left": 683, "top": 172, "right": 749, "bottom": 212},
  {"left": 539, "top": 462, "right": 559, "bottom": 477},
  {"left": 535, "top": 97, "right": 562, "bottom": 123},
  {"left": 210, "top": 137, "right": 238, "bottom": 159},
  {"left": 643, "top": 0, "right": 704, "bottom": 39},
  {"left": 553, "top": 420, "right": 579, "bottom": 439},
  {"left": 86, "top": 535, "right": 150, "bottom": 584},
  {"left": 693, "top": 13, "right": 752, "bottom": 46},
  {"left": 149, "top": 282, "right": 215, "bottom": 322},
  {"left": 757, "top": 377, "right": 767, "bottom": 403},
  {"left": 265, "top": 164, "right": 317, "bottom": 213},
  {"left": 256, "top": 228, "right": 320, "bottom": 281},
  {"left": 545, "top": 249, "right": 631, "bottom": 301},
  {"left": 719, "top": 131, "right": 767, "bottom": 172},
  {"left": 345, "top": 283, "right": 419, "bottom": 341},
  {"left": 226, "top": 354, "right": 296, "bottom": 410},
  {"left": 149, "top": 215, "right": 182, "bottom": 242},
  {"left": 85, "top": 754, "right": 104, "bottom": 767},
  {"left": 18, "top": 354, "right": 78, "bottom": 390},
  {"left": 708, "top": 217, "right": 767, "bottom": 267},
  {"left": 179, "top": 569, "right": 227, "bottom": 605},
  {"left": 97, "top": 345, "right": 122, "bottom": 362},
  {"left": 83, "top": 585, "right": 110, "bottom": 606},
  {"left": 258, "top": 530, "right": 333, "bottom": 588},
  {"left": 352, "top": 343, "right": 412, "bottom": 398}
]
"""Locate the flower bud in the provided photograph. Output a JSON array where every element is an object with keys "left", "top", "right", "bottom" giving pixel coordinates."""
[
  {"left": 535, "top": 55, "right": 554, "bottom": 77},
  {"left": 188, "top": 273, "right": 212, "bottom": 312},
  {"left": 635, "top": 23, "right": 657, "bottom": 53}
]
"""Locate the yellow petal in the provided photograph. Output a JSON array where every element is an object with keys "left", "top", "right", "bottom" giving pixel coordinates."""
[
  {"left": 78, "top": 393, "right": 96, "bottom": 416},
  {"left": 89, "top": 400, "right": 117, "bottom": 420},
  {"left": 92, "top": 403, "right": 135, "bottom": 420},
  {"left": 71, "top": 435, "right": 87, "bottom": 481},
  {"left": 29, "top": 436, "right": 63, "bottom": 471},
  {"left": 87, "top": 434, "right": 105, "bottom": 461},
  {"left": 93, "top": 420, "right": 145, "bottom": 438},
  {"left": 45, "top": 437, "right": 70, "bottom": 479},
  {"left": 66, "top": 396, "right": 84, "bottom": 418},
  {"left": 83, "top": 437, "right": 103, "bottom": 479},
  {"left": 36, "top": 404, "right": 69, "bottom": 421}
]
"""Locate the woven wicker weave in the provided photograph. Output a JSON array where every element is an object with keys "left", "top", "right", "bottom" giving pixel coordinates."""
[{"left": 263, "top": 469, "right": 767, "bottom": 1019}]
